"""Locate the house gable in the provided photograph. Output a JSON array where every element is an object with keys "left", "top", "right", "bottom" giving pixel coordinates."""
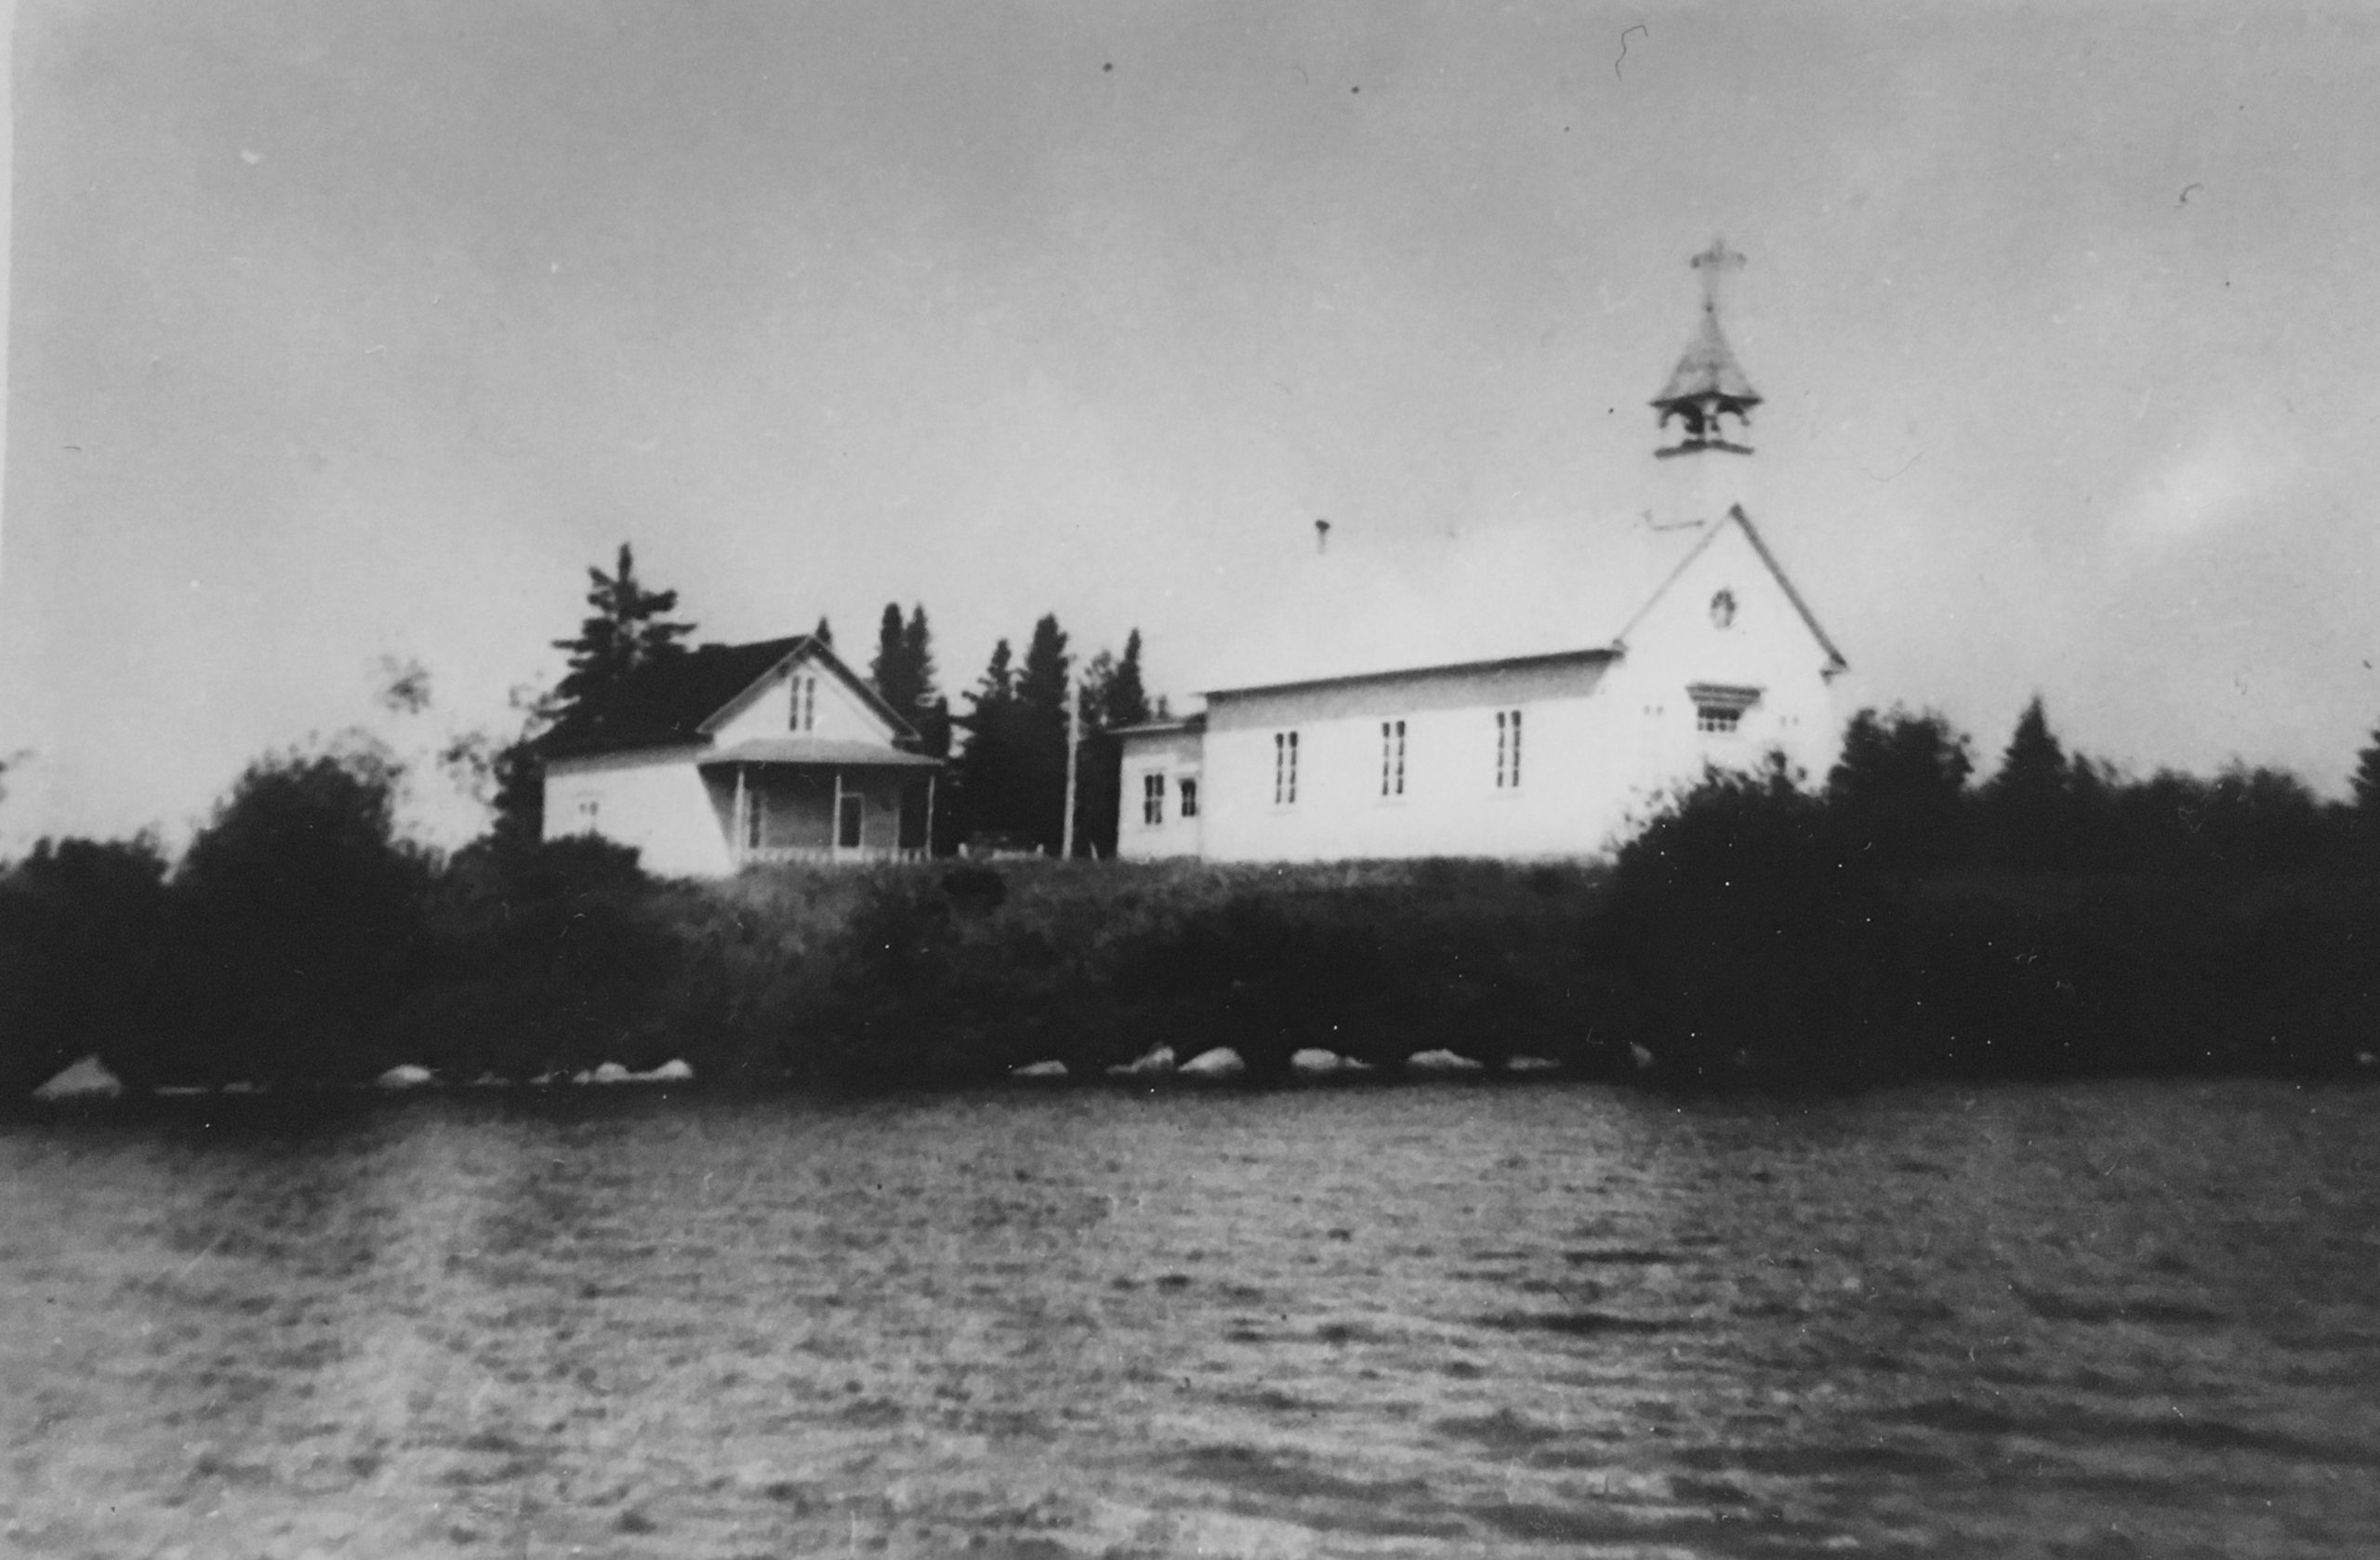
[
  {"left": 701, "top": 641, "right": 917, "bottom": 749},
  {"left": 539, "top": 633, "right": 920, "bottom": 761}
]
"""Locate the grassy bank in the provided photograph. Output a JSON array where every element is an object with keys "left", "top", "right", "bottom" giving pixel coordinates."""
[{"left": 9, "top": 736, "right": 2380, "bottom": 1098}]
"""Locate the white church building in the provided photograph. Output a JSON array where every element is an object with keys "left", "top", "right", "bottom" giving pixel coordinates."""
[{"left": 1116, "top": 243, "right": 1847, "bottom": 864}]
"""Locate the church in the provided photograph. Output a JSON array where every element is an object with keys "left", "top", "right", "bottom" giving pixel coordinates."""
[{"left": 1115, "top": 243, "right": 1847, "bottom": 864}]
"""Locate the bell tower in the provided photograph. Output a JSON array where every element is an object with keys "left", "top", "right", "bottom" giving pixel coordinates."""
[{"left": 1651, "top": 239, "right": 1760, "bottom": 458}]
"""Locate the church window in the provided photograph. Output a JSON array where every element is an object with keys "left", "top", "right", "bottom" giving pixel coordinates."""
[
  {"left": 1142, "top": 772, "right": 1165, "bottom": 826},
  {"left": 1689, "top": 682, "right": 1760, "bottom": 735},
  {"left": 790, "top": 673, "right": 818, "bottom": 733},
  {"left": 1273, "top": 731, "right": 1300, "bottom": 805},
  {"left": 1179, "top": 776, "right": 1199, "bottom": 819},
  {"left": 1381, "top": 720, "right": 1406, "bottom": 797},
  {"left": 1495, "top": 709, "right": 1523, "bottom": 788}
]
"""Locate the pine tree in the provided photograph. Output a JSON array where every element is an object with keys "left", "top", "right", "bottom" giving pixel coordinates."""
[
  {"left": 1981, "top": 694, "right": 2073, "bottom": 869},
  {"left": 1014, "top": 616, "right": 1075, "bottom": 851},
  {"left": 954, "top": 640, "right": 1020, "bottom": 846},
  {"left": 2354, "top": 724, "right": 2380, "bottom": 814},
  {"left": 1825, "top": 707, "right": 1974, "bottom": 872},
  {"left": 1075, "top": 630, "right": 1153, "bottom": 857},
  {"left": 550, "top": 544, "right": 694, "bottom": 713},
  {"left": 1015, "top": 615, "right": 1072, "bottom": 738},
  {"left": 902, "top": 607, "right": 950, "bottom": 760},
  {"left": 1085, "top": 629, "right": 1150, "bottom": 730},
  {"left": 869, "top": 604, "right": 916, "bottom": 711}
]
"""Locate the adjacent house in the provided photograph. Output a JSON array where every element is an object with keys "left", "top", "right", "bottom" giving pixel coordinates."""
[
  {"left": 1116, "top": 242, "right": 1847, "bottom": 864},
  {"left": 540, "top": 634, "right": 940, "bottom": 878}
]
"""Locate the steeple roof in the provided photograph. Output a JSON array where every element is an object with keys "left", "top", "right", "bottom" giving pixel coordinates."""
[{"left": 1652, "top": 303, "right": 1761, "bottom": 412}]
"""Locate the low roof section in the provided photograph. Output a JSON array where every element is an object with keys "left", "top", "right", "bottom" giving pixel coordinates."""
[
  {"left": 699, "top": 737, "right": 940, "bottom": 769},
  {"left": 538, "top": 634, "right": 932, "bottom": 760}
]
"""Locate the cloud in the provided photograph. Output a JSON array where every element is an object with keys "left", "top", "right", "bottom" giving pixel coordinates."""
[{"left": 2109, "top": 418, "right": 2302, "bottom": 552}]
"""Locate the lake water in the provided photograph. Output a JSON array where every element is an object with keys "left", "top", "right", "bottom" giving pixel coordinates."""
[{"left": 2, "top": 1078, "right": 2376, "bottom": 1559}]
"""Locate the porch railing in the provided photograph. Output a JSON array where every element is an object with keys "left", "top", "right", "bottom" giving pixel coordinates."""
[{"left": 740, "top": 845, "right": 929, "bottom": 866}]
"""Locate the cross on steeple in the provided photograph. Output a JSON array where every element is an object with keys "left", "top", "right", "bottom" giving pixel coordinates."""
[
  {"left": 1651, "top": 239, "right": 1761, "bottom": 457},
  {"left": 1690, "top": 238, "right": 1746, "bottom": 311}
]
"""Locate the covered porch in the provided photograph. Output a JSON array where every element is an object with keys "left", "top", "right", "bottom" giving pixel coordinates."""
[{"left": 698, "top": 740, "right": 941, "bottom": 867}]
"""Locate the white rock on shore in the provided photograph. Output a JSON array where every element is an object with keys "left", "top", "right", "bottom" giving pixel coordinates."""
[
  {"left": 1011, "top": 1059, "right": 1069, "bottom": 1079},
  {"left": 33, "top": 1055, "right": 124, "bottom": 1102},
  {"left": 1507, "top": 1055, "right": 1561, "bottom": 1072},
  {"left": 1290, "top": 1049, "right": 1352, "bottom": 1076},
  {"left": 1178, "top": 1047, "right": 1247, "bottom": 1079},
  {"left": 636, "top": 1059, "right": 695, "bottom": 1083},
  {"left": 376, "top": 1064, "right": 435, "bottom": 1090},
  {"left": 1406, "top": 1049, "right": 1486, "bottom": 1075},
  {"left": 1106, "top": 1045, "right": 1176, "bottom": 1077}
]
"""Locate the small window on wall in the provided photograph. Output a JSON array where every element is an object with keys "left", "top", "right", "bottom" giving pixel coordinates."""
[
  {"left": 1178, "top": 776, "right": 1199, "bottom": 819},
  {"left": 1142, "top": 771, "right": 1166, "bottom": 826},
  {"left": 1273, "top": 731, "right": 1299, "bottom": 806},
  {"left": 1494, "top": 709, "right": 1523, "bottom": 788},
  {"left": 790, "top": 674, "right": 817, "bottom": 733},
  {"left": 1688, "top": 682, "right": 1760, "bottom": 736},
  {"left": 575, "top": 797, "right": 600, "bottom": 833},
  {"left": 1380, "top": 720, "right": 1406, "bottom": 798}
]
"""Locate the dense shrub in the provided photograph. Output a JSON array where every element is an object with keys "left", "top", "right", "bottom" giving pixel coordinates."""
[
  {"left": 163, "top": 747, "right": 432, "bottom": 1085},
  {"left": 0, "top": 837, "right": 173, "bottom": 1091},
  {"left": 1609, "top": 724, "right": 2380, "bottom": 1087},
  {"left": 399, "top": 834, "right": 673, "bottom": 1078}
]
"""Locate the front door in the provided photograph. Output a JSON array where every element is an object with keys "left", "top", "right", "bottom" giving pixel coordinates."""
[{"left": 837, "top": 793, "right": 866, "bottom": 851}]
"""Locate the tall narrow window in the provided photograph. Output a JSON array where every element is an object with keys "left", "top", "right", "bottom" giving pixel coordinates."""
[
  {"left": 1495, "top": 709, "right": 1524, "bottom": 788},
  {"left": 1179, "top": 777, "right": 1199, "bottom": 819},
  {"left": 1142, "top": 771, "right": 1166, "bottom": 826},
  {"left": 1380, "top": 720, "right": 1406, "bottom": 797},
  {"left": 790, "top": 674, "right": 817, "bottom": 733},
  {"left": 1273, "top": 731, "right": 1299, "bottom": 806}
]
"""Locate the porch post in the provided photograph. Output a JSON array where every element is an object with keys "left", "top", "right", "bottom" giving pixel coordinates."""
[
  {"left": 831, "top": 769, "right": 844, "bottom": 858},
  {"left": 733, "top": 766, "right": 747, "bottom": 867},
  {"left": 924, "top": 773, "right": 937, "bottom": 860}
]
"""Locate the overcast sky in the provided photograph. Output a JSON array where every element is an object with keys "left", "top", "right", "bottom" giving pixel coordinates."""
[{"left": 7, "top": 2, "right": 2380, "bottom": 850}]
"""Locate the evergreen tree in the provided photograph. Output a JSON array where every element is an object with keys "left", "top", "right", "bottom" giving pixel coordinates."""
[
  {"left": 2354, "top": 723, "right": 2380, "bottom": 815},
  {"left": 869, "top": 604, "right": 916, "bottom": 711},
  {"left": 1015, "top": 615, "right": 1073, "bottom": 738},
  {"left": 551, "top": 544, "right": 694, "bottom": 713},
  {"left": 1084, "top": 629, "right": 1150, "bottom": 730},
  {"left": 1980, "top": 694, "right": 2073, "bottom": 869},
  {"left": 1825, "top": 707, "right": 1974, "bottom": 873},
  {"left": 955, "top": 639, "right": 1021, "bottom": 845},
  {"left": 901, "top": 606, "right": 950, "bottom": 760},
  {"left": 1014, "top": 616, "right": 1075, "bottom": 851},
  {"left": 901, "top": 606, "right": 938, "bottom": 701},
  {"left": 1076, "top": 630, "right": 1152, "bottom": 857}
]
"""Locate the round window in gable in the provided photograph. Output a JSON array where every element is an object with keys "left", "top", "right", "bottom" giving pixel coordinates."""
[{"left": 1709, "top": 588, "right": 1738, "bottom": 629}]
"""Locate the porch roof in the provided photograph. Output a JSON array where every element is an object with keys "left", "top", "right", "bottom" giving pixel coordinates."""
[{"left": 697, "top": 737, "right": 943, "bottom": 769}]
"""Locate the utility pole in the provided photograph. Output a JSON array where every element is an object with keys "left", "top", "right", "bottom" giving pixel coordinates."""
[{"left": 1060, "top": 681, "right": 1083, "bottom": 859}]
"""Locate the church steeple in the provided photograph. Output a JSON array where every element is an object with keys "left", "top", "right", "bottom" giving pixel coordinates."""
[{"left": 1651, "top": 239, "right": 1760, "bottom": 458}]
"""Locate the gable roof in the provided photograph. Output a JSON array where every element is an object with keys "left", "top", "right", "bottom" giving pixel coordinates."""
[
  {"left": 1617, "top": 505, "right": 1847, "bottom": 671},
  {"left": 1189, "top": 509, "right": 1720, "bottom": 694},
  {"left": 1651, "top": 305, "right": 1761, "bottom": 411},
  {"left": 537, "top": 634, "right": 923, "bottom": 759},
  {"left": 1189, "top": 503, "right": 1843, "bottom": 697}
]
